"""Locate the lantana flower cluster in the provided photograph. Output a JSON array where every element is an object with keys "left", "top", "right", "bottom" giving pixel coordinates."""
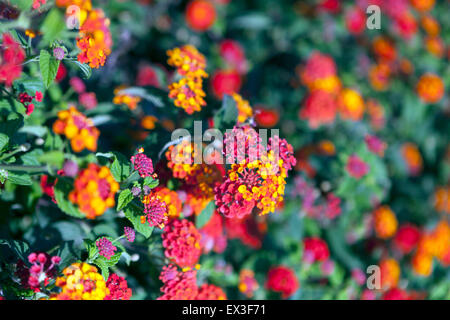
[
  {"left": 68, "top": 164, "right": 119, "bottom": 219},
  {"left": 52, "top": 106, "right": 100, "bottom": 153},
  {"left": 167, "top": 45, "right": 208, "bottom": 114},
  {"left": 214, "top": 125, "right": 296, "bottom": 218}
]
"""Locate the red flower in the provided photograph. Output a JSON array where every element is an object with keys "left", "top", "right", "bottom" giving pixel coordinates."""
[
  {"left": 185, "top": 0, "right": 216, "bottom": 32},
  {"left": 303, "top": 237, "right": 330, "bottom": 262},
  {"left": 345, "top": 6, "right": 366, "bottom": 35},
  {"left": 105, "top": 273, "right": 132, "bottom": 300},
  {"left": 266, "top": 266, "right": 299, "bottom": 298},
  {"left": 0, "top": 33, "right": 25, "bottom": 86},
  {"left": 199, "top": 211, "right": 227, "bottom": 254},
  {"left": 219, "top": 40, "right": 247, "bottom": 74},
  {"left": 254, "top": 107, "right": 280, "bottom": 128},
  {"left": 162, "top": 219, "right": 202, "bottom": 268},
  {"left": 211, "top": 69, "right": 242, "bottom": 99},
  {"left": 136, "top": 64, "right": 160, "bottom": 87},
  {"left": 394, "top": 224, "right": 421, "bottom": 254}
]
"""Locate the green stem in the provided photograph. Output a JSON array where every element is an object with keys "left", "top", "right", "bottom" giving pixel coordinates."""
[{"left": 0, "top": 164, "right": 49, "bottom": 173}]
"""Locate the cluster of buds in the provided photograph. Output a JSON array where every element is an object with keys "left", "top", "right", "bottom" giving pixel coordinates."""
[{"left": 15, "top": 252, "right": 61, "bottom": 292}]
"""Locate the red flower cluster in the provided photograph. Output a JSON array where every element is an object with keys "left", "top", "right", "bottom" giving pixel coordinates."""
[
  {"left": 197, "top": 284, "right": 227, "bottom": 300},
  {"left": 105, "top": 273, "right": 132, "bottom": 300},
  {"left": 162, "top": 219, "right": 202, "bottom": 268},
  {"left": 265, "top": 266, "right": 299, "bottom": 298},
  {"left": 158, "top": 264, "right": 227, "bottom": 300},
  {"left": 0, "top": 33, "right": 25, "bottom": 86},
  {"left": 18, "top": 91, "right": 43, "bottom": 116},
  {"left": 158, "top": 264, "right": 199, "bottom": 300}
]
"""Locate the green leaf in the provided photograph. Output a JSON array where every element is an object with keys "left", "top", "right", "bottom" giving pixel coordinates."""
[
  {"left": 123, "top": 202, "right": 153, "bottom": 238},
  {"left": 84, "top": 239, "right": 99, "bottom": 261},
  {"left": 196, "top": 201, "right": 215, "bottom": 229},
  {"left": 39, "top": 50, "right": 61, "bottom": 88},
  {"left": 93, "top": 251, "right": 122, "bottom": 281},
  {"left": 117, "top": 189, "right": 133, "bottom": 211},
  {"left": 40, "top": 9, "right": 65, "bottom": 45},
  {"left": 37, "top": 151, "right": 65, "bottom": 167},
  {"left": 54, "top": 177, "right": 85, "bottom": 219},
  {"left": 7, "top": 172, "right": 32, "bottom": 185},
  {"left": 0, "top": 239, "right": 30, "bottom": 262},
  {"left": 143, "top": 176, "right": 159, "bottom": 189},
  {"left": 67, "top": 60, "right": 92, "bottom": 79},
  {"left": 110, "top": 152, "right": 131, "bottom": 182},
  {"left": 0, "top": 133, "right": 9, "bottom": 151}
]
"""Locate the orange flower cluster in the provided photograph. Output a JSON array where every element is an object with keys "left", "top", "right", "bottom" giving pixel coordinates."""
[
  {"left": 434, "top": 186, "right": 450, "bottom": 214},
  {"left": 416, "top": 73, "right": 445, "bottom": 103},
  {"left": 373, "top": 205, "right": 398, "bottom": 239},
  {"left": 113, "top": 87, "right": 141, "bottom": 110},
  {"left": 69, "top": 164, "right": 119, "bottom": 219},
  {"left": 167, "top": 45, "right": 208, "bottom": 114},
  {"left": 412, "top": 221, "right": 450, "bottom": 276},
  {"left": 76, "top": 9, "right": 112, "bottom": 69},
  {"left": 56, "top": 1, "right": 111, "bottom": 68},
  {"left": 401, "top": 142, "right": 423, "bottom": 176},
  {"left": 379, "top": 258, "right": 401, "bottom": 290},
  {"left": 232, "top": 93, "right": 253, "bottom": 123},
  {"left": 52, "top": 106, "right": 99, "bottom": 153},
  {"left": 153, "top": 187, "right": 182, "bottom": 218},
  {"left": 51, "top": 263, "right": 109, "bottom": 300}
]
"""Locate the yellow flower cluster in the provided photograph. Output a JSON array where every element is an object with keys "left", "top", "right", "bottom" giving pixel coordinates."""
[
  {"left": 167, "top": 45, "right": 208, "bottom": 114},
  {"left": 51, "top": 263, "right": 109, "bottom": 300},
  {"left": 232, "top": 93, "right": 253, "bottom": 123}
]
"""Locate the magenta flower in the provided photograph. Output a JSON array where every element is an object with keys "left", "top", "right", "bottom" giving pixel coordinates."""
[
  {"left": 346, "top": 155, "right": 369, "bottom": 179},
  {"left": 124, "top": 227, "right": 135, "bottom": 243},
  {"left": 96, "top": 237, "right": 117, "bottom": 260},
  {"left": 365, "top": 134, "right": 386, "bottom": 157},
  {"left": 131, "top": 149, "right": 154, "bottom": 178}
]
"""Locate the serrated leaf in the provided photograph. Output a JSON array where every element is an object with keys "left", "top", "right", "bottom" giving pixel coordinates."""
[
  {"left": 123, "top": 202, "right": 154, "bottom": 238},
  {"left": 39, "top": 50, "right": 60, "bottom": 88},
  {"left": 117, "top": 189, "right": 133, "bottom": 211},
  {"left": 54, "top": 177, "right": 85, "bottom": 219},
  {"left": 196, "top": 201, "right": 215, "bottom": 229}
]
